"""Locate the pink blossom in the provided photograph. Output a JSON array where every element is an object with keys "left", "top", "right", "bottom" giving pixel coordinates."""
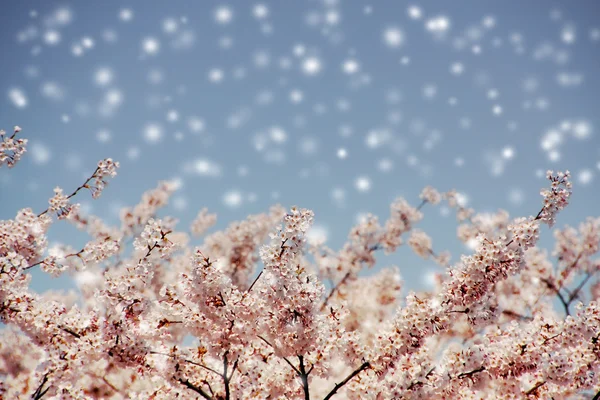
[
  {"left": 0, "top": 126, "right": 28, "bottom": 168},
  {"left": 1, "top": 147, "right": 598, "bottom": 400}
]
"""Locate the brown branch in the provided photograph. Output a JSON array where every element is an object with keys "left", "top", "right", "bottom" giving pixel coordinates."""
[
  {"left": 556, "top": 253, "right": 583, "bottom": 288},
  {"left": 525, "top": 380, "right": 546, "bottom": 396},
  {"left": 177, "top": 378, "right": 212, "bottom": 400},
  {"left": 257, "top": 335, "right": 300, "bottom": 375},
  {"left": 100, "top": 376, "right": 119, "bottom": 393},
  {"left": 501, "top": 310, "right": 533, "bottom": 321},
  {"left": 298, "top": 355, "right": 311, "bottom": 400},
  {"left": 38, "top": 166, "right": 100, "bottom": 217},
  {"left": 228, "top": 358, "right": 239, "bottom": 381},
  {"left": 31, "top": 373, "right": 50, "bottom": 400},
  {"left": 456, "top": 366, "right": 485, "bottom": 380},
  {"left": 60, "top": 326, "right": 81, "bottom": 339},
  {"left": 541, "top": 333, "right": 562, "bottom": 346},
  {"left": 322, "top": 361, "right": 371, "bottom": 400},
  {"left": 149, "top": 351, "right": 221, "bottom": 376},
  {"left": 532, "top": 253, "right": 584, "bottom": 315},
  {"left": 242, "top": 238, "right": 289, "bottom": 298},
  {"left": 222, "top": 351, "right": 236, "bottom": 400},
  {"left": 138, "top": 230, "right": 172, "bottom": 264},
  {"left": 541, "top": 278, "right": 570, "bottom": 315},
  {"left": 320, "top": 272, "right": 351, "bottom": 311},
  {"left": 567, "top": 270, "right": 596, "bottom": 305},
  {"left": 23, "top": 250, "right": 83, "bottom": 271},
  {"left": 246, "top": 270, "right": 263, "bottom": 293}
]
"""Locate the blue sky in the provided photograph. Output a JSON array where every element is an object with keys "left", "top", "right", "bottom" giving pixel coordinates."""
[{"left": 1, "top": 0, "right": 599, "bottom": 292}]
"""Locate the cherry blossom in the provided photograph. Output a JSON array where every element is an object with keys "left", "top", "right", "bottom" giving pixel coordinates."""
[
  {"left": 0, "top": 126, "right": 27, "bottom": 168},
  {"left": 1, "top": 129, "right": 598, "bottom": 399}
]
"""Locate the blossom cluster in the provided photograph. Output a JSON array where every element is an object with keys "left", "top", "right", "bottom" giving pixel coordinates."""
[
  {"left": 0, "top": 126, "right": 27, "bottom": 168},
  {"left": 0, "top": 131, "right": 598, "bottom": 400}
]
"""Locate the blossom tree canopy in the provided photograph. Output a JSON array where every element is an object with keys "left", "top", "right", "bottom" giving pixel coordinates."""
[{"left": 1, "top": 128, "right": 599, "bottom": 399}]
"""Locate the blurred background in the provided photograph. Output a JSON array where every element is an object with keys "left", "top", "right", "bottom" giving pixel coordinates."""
[{"left": 1, "top": 0, "right": 599, "bottom": 293}]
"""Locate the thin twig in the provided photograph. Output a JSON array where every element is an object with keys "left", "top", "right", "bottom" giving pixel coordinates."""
[
  {"left": 257, "top": 335, "right": 300, "bottom": 375},
  {"left": 456, "top": 366, "right": 485, "bottom": 379},
  {"left": 247, "top": 271, "right": 263, "bottom": 293},
  {"left": 501, "top": 310, "right": 533, "bottom": 321},
  {"left": 31, "top": 373, "right": 50, "bottom": 400},
  {"left": 38, "top": 167, "right": 100, "bottom": 217},
  {"left": 177, "top": 378, "right": 212, "bottom": 400},
  {"left": 23, "top": 250, "right": 82, "bottom": 271},
  {"left": 59, "top": 326, "right": 81, "bottom": 339},
  {"left": 149, "top": 351, "right": 221, "bottom": 376},
  {"left": 525, "top": 380, "right": 546, "bottom": 396},
  {"left": 320, "top": 272, "right": 351, "bottom": 311},
  {"left": 322, "top": 362, "right": 371, "bottom": 400},
  {"left": 541, "top": 278, "right": 570, "bottom": 315},
  {"left": 567, "top": 270, "right": 596, "bottom": 304}
]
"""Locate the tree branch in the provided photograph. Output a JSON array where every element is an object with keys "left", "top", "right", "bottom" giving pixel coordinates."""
[
  {"left": 257, "top": 335, "right": 301, "bottom": 375},
  {"left": 567, "top": 270, "right": 596, "bottom": 305},
  {"left": 150, "top": 350, "right": 221, "bottom": 376},
  {"left": 456, "top": 366, "right": 485, "bottom": 380},
  {"left": 246, "top": 270, "right": 263, "bottom": 293},
  {"left": 525, "top": 380, "right": 546, "bottom": 396},
  {"left": 31, "top": 373, "right": 50, "bottom": 400},
  {"left": 323, "top": 361, "right": 371, "bottom": 400},
  {"left": 177, "top": 378, "right": 213, "bottom": 400},
  {"left": 222, "top": 351, "right": 236, "bottom": 400},
  {"left": 298, "top": 355, "right": 310, "bottom": 400},
  {"left": 38, "top": 166, "right": 100, "bottom": 216},
  {"left": 321, "top": 272, "right": 351, "bottom": 311},
  {"left": 541, "top": 277, "right": 571, "bottom": 316}
]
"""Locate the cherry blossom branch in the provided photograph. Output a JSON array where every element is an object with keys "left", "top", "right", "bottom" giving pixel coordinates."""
[
  {"left": 38, "top": 167, "right": 100, "bottom": 217},
  {"left": 138, "top": 229, "right": 172, "bottom": 264},
  {"left": 222, "top": 351, "right": 238, "bottom": 400},
  {"left": 31, "top": 373, "right": 50, "bottom": 400},
  {"left": 257, "top": 333, "right": 317, "bottom": 399},
  {"left": 456, "top": 366, "right": 485, "bottom": 380},
  {"left": 23, "top": 250, "right": 83, "bottom": 271},
  {"left": 321, "top": 193, "right": 437, "bottom": 310},
  {"left": 525, "top": 380, "right": 546, "bottom": 396},
  {"left": 298, "top": 355, "right": 312, "bottom": 400},
  {"left": 242, "top": 238, "right": 288, "bottom": 300},
  {"left": 38, "top": 158, "right": 119, "bottom": 217},
  {"left": 541, "top": 277, "right": 571, "bottom": 315},
  {"left": 0, "top": 126, "right": 27, "bottom": 168},
  {"left": 59, "top": 326, "right": 81, "bottom": 339},
  {"left": 568, "top": 271, "right": 596, "bottom": 304},
  {"left": 149, "top": 350, "right": 221, "bottom": 376},
  {"left": 246, "top": 270, "right": 263, "bottom": 294},
  {"left": 501, "top": 309, "right": 533, "bottom": 321},
  {"left": 320, "top": 271, "right": 351, "bottom": 311},
  {"left": 177, "top": 378, "right": 212, "bottom": 400},
  {"left": 533, "top": 253, "right": 593, "bottom": 316},
  {"left": 99, "top": 375, "right": 119, "bottom": 393},
  {"left": 319, "top": 243, "right": 382, "bottom": 310},
  {"left": 257, "top": 335, "right": 300, "bottom": 375},
  {"left": 559, "top": 253, "right": 583, "bottom": 282},
  {"left": 406, "top": 367, "right": 436, "bottom": 391},
  {"left": 322, "top": 361, "right": 371, "bottom": 400}
]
